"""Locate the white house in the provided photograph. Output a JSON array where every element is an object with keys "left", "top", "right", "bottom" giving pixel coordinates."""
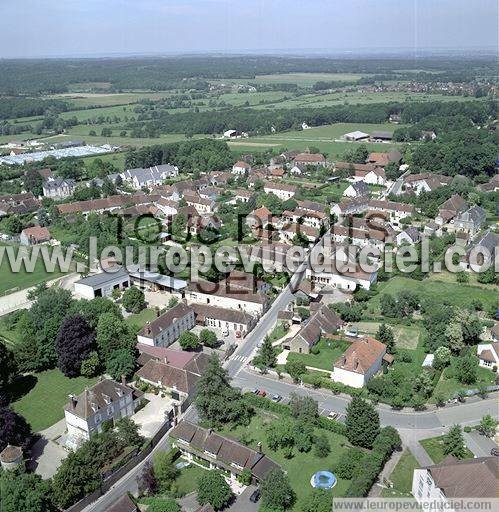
[
  {"left": 74, "top": 268, "right": 131, "bottom": 299},
  {"left": 412, "top": 456, "right": 498, "bottom": 508},
  {"left": 191, "top": 303, "right": 255, "bottom": 337},
  {"left": 476, "top": 342, "right": 499, "bottom": 370},
  {"left": 121, "top": 164, "right": 178, "bottom": 190},
  {"left": 306, "top": 264, "right": 377, "bottom": 291},
  {"left": 343, "top": 180, "right": 370, "bottom": 198},
  {"left": 344, "top": 130, "right": 369, "bottom": 141},
  {"left": 20, "top": 226, "right": 51, "bottom": 245},
  {"left": 263, "top": 182, "right": 297, "bottom": 201},
  {"left": 137, "top": 303, "right": 196, "bottom": 347},
  {"left": 232, "top": 161, "right": 251, "bottom": 175},
  {"left": 186, "top": 279, "right": 268, "bottom": 317},
  {"left": 396, "top": 227, "right": 421, "bottom": 246},
  {"left": 64, "top": 379, "right": 141, "bottom": 450},
  {"left": 42, "top": 177, "right": 75, "bottom": 199},
  {"left": 331, "top": 336, "right": 387, "bottom": 388}
]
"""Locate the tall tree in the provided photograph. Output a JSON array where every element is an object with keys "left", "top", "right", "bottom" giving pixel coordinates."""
[
  {"left": 300, "top": 489, "right": 333, "bottom": 512},
  {"left": 121, "top": 287, "right": 145, "bottom": 314},
  {"left": 196, "top": 471, "right": 233, "bottom": 511},
  {"left": 345, "top": 397, "right": 380, "bottom": 449},
  {"left": 96, "top": 312, "right": 135, "bottom": 361},
  {"left": 443, "top": 425, "right": 467, "bottom": 459},
  {"left": 55, "top": 315, "right": 95, "bottom": 377},
  {"left": 0, "top": 342, "right": 17, "bottom": 392},
  {"left": 153, "top": 450, "right": 179, "bottom": 492},
  {"left": 260, "top": 468, "right": 296, "bottom": 511},
  {"left": 253, "top": 335, "right": 277, "bottom": 369},
  {"left": 0, "top": 407, "right": 32, "bottom": 451},
  {"left": 0, "top": 470, "right": 53, "bottom": 512},
  {"left": 376, "top": 323, "right": 395, "bottom": 354},
  {"left": 195, "top": 353, "right": 251, "bottom": 427}
]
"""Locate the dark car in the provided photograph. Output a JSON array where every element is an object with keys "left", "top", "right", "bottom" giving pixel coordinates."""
[
  {"left": 249, "top": 489, "right": 261, "bottom": 503},
  {"left": 491, "top": 447, "right": 499, "bottom": 457}
]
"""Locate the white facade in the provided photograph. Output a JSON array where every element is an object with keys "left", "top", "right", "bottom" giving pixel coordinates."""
[
  {"left": 306, "top": 268, "right": 376, "bottom": 291},
  {"left": 137, "top": 309, "right": 196, "bottom": 348},
  {"left": 476, "top": 343, "right": 499, "bottom": 369},
  {"left": 331, "top": 351, "right": 384, "bottom": 388},
  {"left": 412, "top": 468, "right": 449, "bottom": 509},
  {"left": 263, "top": 185, "right": 296, "bottom": 200},
  {"left": 186, "top": 290, "right": 265, "bottom": 316},
  {"left": 73, "top": 271, "right": 130, "bottom": 299}
]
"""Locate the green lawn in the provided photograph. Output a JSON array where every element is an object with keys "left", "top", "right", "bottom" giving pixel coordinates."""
[
  {"left": 125, "top": 308, "right": 157, "bottom": 331},
  {"left": 420, "top": 435, "right": 473, "bottom": 464},
  {"left": 381, "top": 450, "right": 419, "bottom": 498},
  {"left": 269, "top": 322, "right": 291, "bottom": 342},
  {"left": 368, "top": 276, "right": 498, "bottom": 312},
  {"left": 0, "top": 312, "right": 24, "bottom": 348},
  {"left": 10, "top": 369, "right": 98, "bottom": 432},
  {"left": 217, "top": 409, "right": 352, "bottom": 505},
  {"left": 0, "top": 243, "right": 69, "bottom": 295},
  {"left": 174, "top": 463, "right": 208, "bottom": 496},
  {"left": 287, "top": 337, "right": 351, "bottom": 371},
  {"left": 429, "top": 360, "right": 496, "bottom": 403},
  {"left": 354, "top": 321, "right": 422, "bottom": 350}
]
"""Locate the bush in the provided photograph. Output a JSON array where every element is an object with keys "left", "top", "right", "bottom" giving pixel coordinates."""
[
  {"left": 333, "top": 447, "right": 365, "bottom": 479},
  {"left": 121, "top": 287, "right": 146, "bottom": 313}
]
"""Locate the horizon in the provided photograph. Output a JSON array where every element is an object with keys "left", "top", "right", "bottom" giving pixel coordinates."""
[{"left": 1, "top": 0, "right": 497, "bottom": 59}]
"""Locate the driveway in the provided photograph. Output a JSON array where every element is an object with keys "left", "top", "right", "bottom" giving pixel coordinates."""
[
  {"left": 464, "top": 430, "right": 498, "bottom": 457},
  {"left": 30, "top": 419, "right": 68, "bottom": 480},
  {"left": 132, "top": 393, "right": 175, "bottom": 438}
]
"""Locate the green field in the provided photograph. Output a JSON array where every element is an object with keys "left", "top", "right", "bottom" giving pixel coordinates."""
[
  {"left": 369, "top": 276, "right": 498, "bottom": 312},
  {"left": 354, "top": 321, "right": 422, "bottom": 350},
  {"left": 0, "top": 243, "right": 69, "bottom": 295},
  {"left": 125, "top": 308, "right": 157, "bottom": 331},
  {"left": 287, "top": 337, "right": 351, "bottom": 371},
  {"left": 420, "top": 435, "right": 473, "bottom": 464},
  {"left": 430, "top": 361, "right": 496, "bottom": 403},
  {"left": 381, "top": 450, "right": 418, "bottom": 498},
  {"left": 217, "top": 408, "right": 352, "bottom": 504},
  {"left": 10, "top": 369, "right": 98, "bottom": 432}
]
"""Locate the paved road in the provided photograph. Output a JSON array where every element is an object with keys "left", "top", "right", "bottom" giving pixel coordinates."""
[
  {"left": 233, "top": 368, "right": 499, "bottom": 429},
  {"left": 224, "top": 254, "right": 308, "bottom": 379},
  {"left": 464, "top": 430, "right": 498, "bottom": 457}
]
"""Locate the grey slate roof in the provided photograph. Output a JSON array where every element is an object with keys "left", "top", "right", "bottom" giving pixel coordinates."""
[{"left": 75, "top": 267, "right": 129, "bottom": 288}]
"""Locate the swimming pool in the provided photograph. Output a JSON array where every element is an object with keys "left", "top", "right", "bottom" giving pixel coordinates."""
[{"left": 310, "top": 470, "right": 337, "bottom": 489}]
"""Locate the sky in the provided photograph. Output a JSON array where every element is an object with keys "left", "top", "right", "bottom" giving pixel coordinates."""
[{"left": 0, "top": 0, "right": 497, "bottom": 58}]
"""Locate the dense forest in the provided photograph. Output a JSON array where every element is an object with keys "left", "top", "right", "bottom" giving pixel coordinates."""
[
  {"left": 126, "top": 99, "right": 495, "bottom": 137},
  {"left": 124, "top": 138, "right": 234, "bottom": 172},
  {"left": 0, "top": 56, "right": 496, "bottom": 94}
]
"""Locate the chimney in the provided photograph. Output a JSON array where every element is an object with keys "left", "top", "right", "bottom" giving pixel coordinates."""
[
  {"left": 257, "top": 442, "right": 262, "bottom": 453},
  {"left": 163, "top": 357, "right": 169, "bottom": 365},
  {"left": 121, "top": 374, "right": 127, "bottom": 386},
  {"left": 69, "top": 394, "right": 77, "bottom": 409}
]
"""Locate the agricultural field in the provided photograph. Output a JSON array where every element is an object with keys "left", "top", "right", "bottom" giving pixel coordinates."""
[{"left": 368, "top": 276, "right": 498, "bottom": 312}]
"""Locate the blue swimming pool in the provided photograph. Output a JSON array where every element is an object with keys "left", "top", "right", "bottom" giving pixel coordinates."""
[{"left": 311, "top": 470, "right": 337, "bottom": 489}]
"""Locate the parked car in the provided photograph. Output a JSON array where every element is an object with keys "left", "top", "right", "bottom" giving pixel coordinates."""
[
  {"left": 258, "top": 389, "right": 267, "bottom": 397},
  {"left": 251, "top": 388, "right": 259, "bottom": 395},
  {"left": 249, "top": 489, "right": 261, "bottom": 503},
  {"left": 271, "top": 394, "right": 282, "bottom": 402},
  {"left": 328, "top": 411, "right": 339, "bottom": 420},
  {"left": 490, "top": 447, "right": 499, "bottom": 457}
]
